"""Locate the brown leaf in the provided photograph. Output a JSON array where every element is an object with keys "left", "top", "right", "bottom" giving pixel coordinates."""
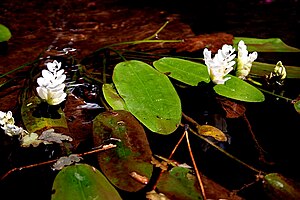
[{"left": 217, "top": 96, "right": 246, "bottom": 118}]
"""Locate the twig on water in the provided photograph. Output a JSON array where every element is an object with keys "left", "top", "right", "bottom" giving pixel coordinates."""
[{"left": 0, "top": 144, "right": 116, "bottom": 181}]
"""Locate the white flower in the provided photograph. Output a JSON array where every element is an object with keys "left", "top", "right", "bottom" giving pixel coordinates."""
[
  {"left": 273, "top": 61, "right": 286, "bottom": 80},
  {"left": 236, "top": 40, "right": 258, "bottom": 79},
  {"left": 203, "top": 44, "right": 236, "bottom": 84},
  {"left": 2, "top": 124, "right": 24, "bottom": 137},
  {"left": 0, "top": 111, "right": 26, "bottom": 137},
  {"left": 0, "top": 111, "right": 14, "bottom": 126},
  {"left": 36, "top": 60, "right": 67, "bottom": 105}
]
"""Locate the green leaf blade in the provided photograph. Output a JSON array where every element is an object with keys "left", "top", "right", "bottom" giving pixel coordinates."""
[
  {"left": 153, "top": 57, "right": 210, "bottom": 86},
  {"left": 233, "top": 37, "right": 300, "bottom": 52},
  {"left": 51, "top": 163, "right": 122, "bottom": 200},
  {"left": 113, "top": 60, "right": 182, "bottom": 134},
  {"left": 0, "top": 24, "right": 12, "bottom": 42},
  {"left": 102, "top": 83, "right": 127, "bottom": 110},
  {"left": 213, "top": 75, "right": 265, "bottom": 102}
]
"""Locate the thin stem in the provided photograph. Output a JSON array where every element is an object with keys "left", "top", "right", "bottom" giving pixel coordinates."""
[
  {"left": 0, "top": 144, "right": 116, "bottom": 181},
  {"left": 181, "top": 113, "right": 264, "bottom": 175},
  {"left": 185, "top": 125, "right": 207, "bottom": 200},
  {"left": 0, "top": 54, "right": 42, "bottom": 79},
  {"left": 151, "top": 126, "right": 186, "bottom": 191},
  {"left": 258, "top": 87, "right": 293, "bottom": 102},
  {"left": 144, "top": 21, "right": 170, "bottom": 40}
]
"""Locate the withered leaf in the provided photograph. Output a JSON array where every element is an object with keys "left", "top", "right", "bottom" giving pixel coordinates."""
[{"left": 217, "top": 96, "right": 246, "bottom": 118}]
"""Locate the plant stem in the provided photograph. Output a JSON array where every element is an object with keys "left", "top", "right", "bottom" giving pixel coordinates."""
[
  {"left": 181, "top": 112, "right": 264, "bottom": 175},
  {"left": 185, "top": 125, "right": 207, "bottom": 200}
]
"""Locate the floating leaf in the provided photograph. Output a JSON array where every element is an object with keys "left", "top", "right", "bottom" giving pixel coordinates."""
[
  {"left": 51, "top": 163, "right": 122, "bottom": 200},
  {"left": 294, "top": 100, "right": 300, "bottom": 114},
  {"left": 0, "top": 24, "right": 12, "bottom": 42},
  {"left": 196, "top": 125, "right": 227, "bottom": 142},
  {"left": 263, "top": 173, "right": 300, "bottom": 200},
  {"left": 102, "top": 83, "right": 127, "bottom": 110},
  {"left": 213, "top": 75, "right": 265, "bottom": 102},
  {"left": 93, "top": 110, "right": 153, "bottom": 192},
  {"left": 233, "top": 37, "right": 300, "bottom": 52},
  {"left": 21, "top": 96, "right": 69, "bottom": 135},
  {"left": 156, "top": 166, "right": 203, "bottom": 200},
  {"left": 153, "top": 57, "right": 210, "bottom": 86},
  {"left": 113, "top": 60, "right": 182, "bottom": 134}
]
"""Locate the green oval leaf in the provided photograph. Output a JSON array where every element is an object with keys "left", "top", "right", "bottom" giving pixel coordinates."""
[
  {"left": 157, "top": 166, "right": 203, "bottom": 200},
  {"left": 113, "top": 60, "right": 182, "bottom": 134},
  {"left": 153, "top": 57, "right": 210, "bottom": 86},
  {"left": 213, "top": 75, "right": 265, "bottom": 102},
  {"left": 51, "top": 163, "right": 122, "bottom": 200},
  {"left": 102, "top": 83, "right": 127, "bottom": 110},
  {"left": 93, "top": 110, "right": 153, "bottom": 192},
  {"left": 263, "top": 173, "right": 300, "bottom": 200},
  {"left": 0, "top": 24, "right": 12, "bottom": 42}
]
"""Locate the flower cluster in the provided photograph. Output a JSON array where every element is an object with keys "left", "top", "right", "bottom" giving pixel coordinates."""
[
  {"left": 236, "top": 40, "right": 258, "bottom": 79},
  {"left": 36, "top": 60, "right": 67, "bottom": 105},
  {"left": 203, "top": 40, "right": 258, "bottom": 84},
  {"left": 0, "top": 111, "right": 25, "bottom": 137},
  {"left": 0, "top": 110, "right": 73, "bottom": 147},
  {"left": 203, "top": 44, "right": 236, "bottom": 84}
]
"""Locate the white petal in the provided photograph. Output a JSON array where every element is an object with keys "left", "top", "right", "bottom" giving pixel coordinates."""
[
  {"left": 36, "top": 87, "right": 48, "bottom": 100},
  {"left": 42, "top": 69, "right": 54, "bottom": 80},
  {"left": 55, "top": 74, "right": 66, "bottom": 85}
]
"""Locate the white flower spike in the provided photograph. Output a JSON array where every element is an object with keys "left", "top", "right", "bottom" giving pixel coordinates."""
[
  {"left": 236, "top": 40, "right": 258, "bottom": 79},
  {"left": 36, "top": 60, "right": 67, "bottom": 105},
  {"left": 203, "top": 44, "right": 236, "bottom": 84}
]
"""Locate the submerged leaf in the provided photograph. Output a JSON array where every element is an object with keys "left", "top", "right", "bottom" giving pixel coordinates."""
[
  {"left": 113, "top": 60, "right": 182, "bottom": 134},
  {"left": 233, "top": 37, "right": 300, "bottom": 52},
  {"left": 216, "top": 96, "right": 246, "bottom": 118},
  {"left": 263, "top": 173, "right": 300, "bottom": 200},
  {"left": 153, "top": 57, "right": 210, "bottom": 86},
  {"left": 93, "top": 110, "right": 153, "bottom": 192},
  {"left": 21, "top": 96, "right": 69, "bottom": 135},
  {"left": 213, "top": 75, "right": 265, "bottom": 102},
  {"left": 51, "top": 163, "right": 122, "bottom": 200},
  {"left": 196, "top": 124, "right": 227, "bottom": 142}
]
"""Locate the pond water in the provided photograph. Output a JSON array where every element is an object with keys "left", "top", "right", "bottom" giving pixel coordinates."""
[{"left": 0, "top": 0, "right": 300, "bottom": 200}]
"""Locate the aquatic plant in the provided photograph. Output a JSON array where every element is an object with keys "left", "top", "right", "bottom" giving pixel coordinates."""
[
  {"left": 0, "top": 22, "right": 299, "bottom": 200},
  {"left": 0, "top": 24, "right": 11, "bottom": 42},
  {"left": 36, "top": 60, "right": 67, "bottom": 106},
  {"left": 203, "top": 44, "right": 236, "bottom": 84}
]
